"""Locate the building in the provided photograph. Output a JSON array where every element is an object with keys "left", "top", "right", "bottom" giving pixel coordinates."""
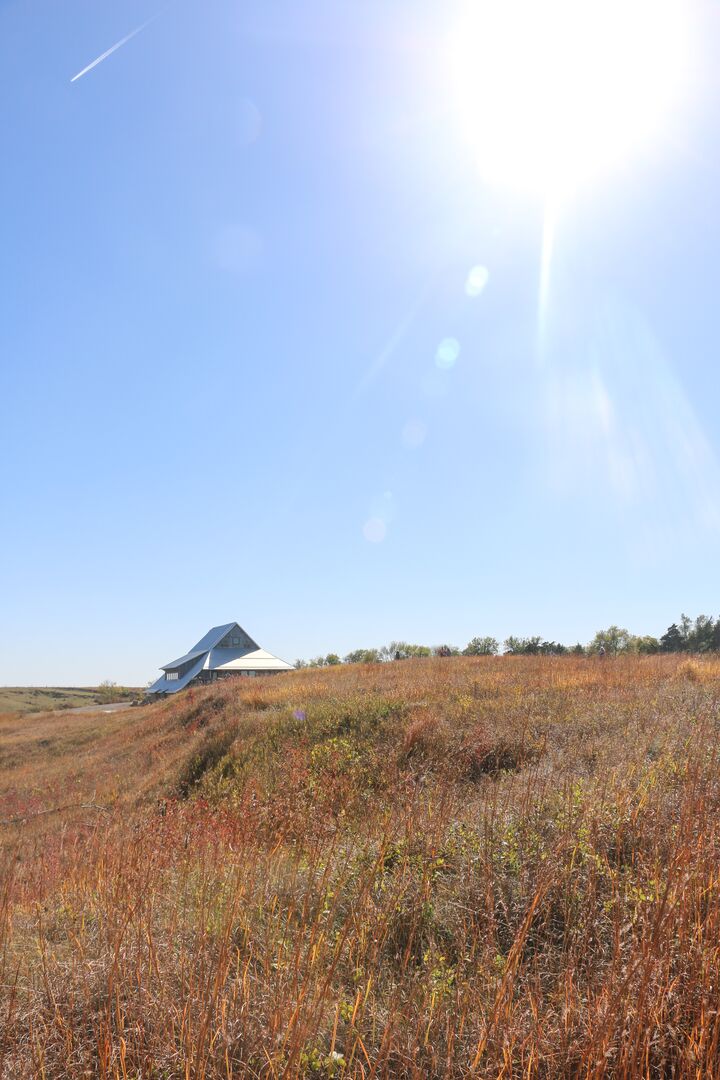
[{"left": 146, "top": 622, "right": 293, "bottom": 695}]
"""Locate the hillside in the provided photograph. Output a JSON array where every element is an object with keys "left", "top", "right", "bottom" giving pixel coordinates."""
[
  {"left": 1, "top": 655, "right": 720, "bottom": 1076},
  {"left": 0, "top": 684, "right": 139, "bottom": 715}
]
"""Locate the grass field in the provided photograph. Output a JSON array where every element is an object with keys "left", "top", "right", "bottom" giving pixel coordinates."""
[
  {"left": 1, "top": 655, "right": 720, "bottom": 1077},
  {"left": 0, "top": 685, "right": 139, "bottom": 715}
]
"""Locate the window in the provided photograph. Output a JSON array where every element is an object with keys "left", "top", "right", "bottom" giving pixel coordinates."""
[{"left": 166, "top": 671, "right": 179, "bottom": 681}]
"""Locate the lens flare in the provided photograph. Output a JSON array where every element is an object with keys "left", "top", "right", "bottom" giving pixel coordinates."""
[
  {"left": 449, "top": 0, "right": 691, "bottom": 195},
  {"left": 402, "top": 419, "right": 428, "bottom": 449},
  {"left": 436, "top": 337, "right": 461, "bottom": 369},
  {"left": 363, "top": 518, "right": 387, "bottom": 543},
  {"left": 465, "top": 265, "right": 490, "bottom": 297}
]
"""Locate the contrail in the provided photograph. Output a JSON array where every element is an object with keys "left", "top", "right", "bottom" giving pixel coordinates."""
[
  {"left": 70, "top": 14, "right": 160, "bottom": 82},
  {"left": 354, "top": 278, "right": 436, "bottom": 396}
]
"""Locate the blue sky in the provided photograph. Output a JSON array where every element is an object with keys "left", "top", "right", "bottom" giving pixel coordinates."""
[{"left": 1, "top": 0, "right": 719, "bottom": 684}]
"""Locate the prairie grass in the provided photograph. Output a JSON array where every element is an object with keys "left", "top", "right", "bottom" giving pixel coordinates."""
[
  {"left": 0, "top": 686, "right": 137, "bottom": 716},
  {"left": 1, "top": 655, "right": 719, "bottom": 1076}
]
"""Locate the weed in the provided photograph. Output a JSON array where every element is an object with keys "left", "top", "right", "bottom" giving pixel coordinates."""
[{"left": 0, "top": 655, "right": 719, "bottom": 1076}]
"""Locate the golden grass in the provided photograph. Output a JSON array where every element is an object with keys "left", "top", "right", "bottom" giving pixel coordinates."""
[
  {"left": 0, "top": 687, "right": 131, "bottom": 716},
  {"left": 1, "top": 655, "right": 719, "bottom": 1076}
]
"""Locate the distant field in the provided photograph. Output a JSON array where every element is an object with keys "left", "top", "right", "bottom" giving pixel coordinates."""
[
  {"left": 0, "top": 685, "right": 139, "bottom": 714},
  {"left": 1, "top": 655, "right": 720, "bottom": 1076}
]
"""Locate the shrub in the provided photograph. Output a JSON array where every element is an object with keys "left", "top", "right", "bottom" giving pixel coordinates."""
[{"left": 176, "top": 727, "right": 238, "bottom": 796}]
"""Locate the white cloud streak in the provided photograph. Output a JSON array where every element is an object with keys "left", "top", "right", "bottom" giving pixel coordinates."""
[{"left": 70, "top": 14, "right": 160, "bottom": 83}]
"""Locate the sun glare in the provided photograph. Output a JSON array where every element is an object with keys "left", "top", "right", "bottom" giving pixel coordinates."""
[{"left": 449, "top": 0, "right": 691, "bottom": 196}]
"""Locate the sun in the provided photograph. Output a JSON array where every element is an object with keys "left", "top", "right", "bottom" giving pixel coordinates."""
[{"left": 448, "top": 0, "right": 691, "bottom": 196}]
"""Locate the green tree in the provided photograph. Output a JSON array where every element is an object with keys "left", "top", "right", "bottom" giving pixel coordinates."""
[
  {"left": 688, "top": 615, "right": 715, "bottom": 653},
  {"left": 410, "top": 643, "right": 432, "bottom": 658},
  {"left": 503, "top": 636, "right": 543, "bottom": 655},
  {"left": 462, "top": 636, "right": 499, "bottom": 656},
  {"left": 588, "top": 626, "right": 632, "bottom": 656},
  {"left": 659, "top": 623, "right": 684, "bottom": 652},
  {"left": 539, "top": 641, "right": 567, "bottom": 655},
  {"left": 325, "top": 653, "right": 341, "bottom": 666},
  {"left": 381, "top": 641, "right": 432, "bottom": 660},
  {"left": 343, "top": 648, "right": 381, "bottom": 664},
  {"left": 97, "top": 680, "right": 119, "bottom": 703},
  {"left": 632, "top": 635, "right": 660, "bottom": 654}
]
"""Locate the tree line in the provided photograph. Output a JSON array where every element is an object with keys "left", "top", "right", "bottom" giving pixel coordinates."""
[{"left": 294, "top": 613, "right": 720, "bottom": 667}]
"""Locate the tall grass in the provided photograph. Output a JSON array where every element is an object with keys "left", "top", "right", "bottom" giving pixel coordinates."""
[{"left": 1, "top": 655, "right": 719, "bottom": 1076}]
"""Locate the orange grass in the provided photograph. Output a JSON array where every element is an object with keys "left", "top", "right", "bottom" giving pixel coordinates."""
[{"left": 1, "top": 655, "right": 719, "bottom": 1076}]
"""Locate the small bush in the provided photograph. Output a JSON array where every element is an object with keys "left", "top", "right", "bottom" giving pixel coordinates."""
[
  {"left": 176, "top": 727, "right": 238, "bottom": 796},
  {"left": 677, "top": 659, "right": 702, "bottom": 682},
  {"left": 400, "top": 710, "right": 444, "bottom": 764},
  {"left": 463, "top": 730, "right": 538, "bottom": 779}
]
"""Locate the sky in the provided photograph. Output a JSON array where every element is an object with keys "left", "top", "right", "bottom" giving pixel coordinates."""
[{"left": 1, "top": 0, "right": 720, "bottom": 685}]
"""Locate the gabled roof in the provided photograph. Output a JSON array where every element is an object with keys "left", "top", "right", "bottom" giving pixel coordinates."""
[
  {"left": 208, "top": 647, "right": 293, "bottom": 672},
  {"left": 147, "top": 653, "right": 208, "bottom": 695},
  {"left": 161, "top": 648, "right": 207, "bottom": 672},
  {"left": 162, "top": 623, "right": 258, "bottom": 670},
  {"left": 190, "top": 623, "right": 241, "bottom": 652},
  {"left": 148, "top": 622, "right": 290, "bottom": 694}
]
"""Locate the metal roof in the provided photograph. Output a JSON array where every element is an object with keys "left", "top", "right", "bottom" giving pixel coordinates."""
[
  {"left": 162, "top": 622, "right": 258, "bottom": 670},
  {"left": 147, "top": 653, "right": 208, "bottom": 694},
  {"left": 161, "top": 648, "right": 207, "bottom": 672},
  {"left": 209, "top": 648, "right": 293, "bottom": 671},
  {"left": 190, "top": 623, "right": 239, "bottom": 652},
  {"left": 148, "top": 623, "right": 291, "bottom": 693}
]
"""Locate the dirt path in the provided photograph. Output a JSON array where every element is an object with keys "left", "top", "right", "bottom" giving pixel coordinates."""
[{"left": 25, "top": 701, "right": 138, "bottom": 719}]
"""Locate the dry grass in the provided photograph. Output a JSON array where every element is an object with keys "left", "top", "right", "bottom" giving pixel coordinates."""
[
  {"left": 1, "top": 655, "right": 720, "bottom": 1076},
  {"left": 0, "top": 687, "right": 137, "bottom": 716}
]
